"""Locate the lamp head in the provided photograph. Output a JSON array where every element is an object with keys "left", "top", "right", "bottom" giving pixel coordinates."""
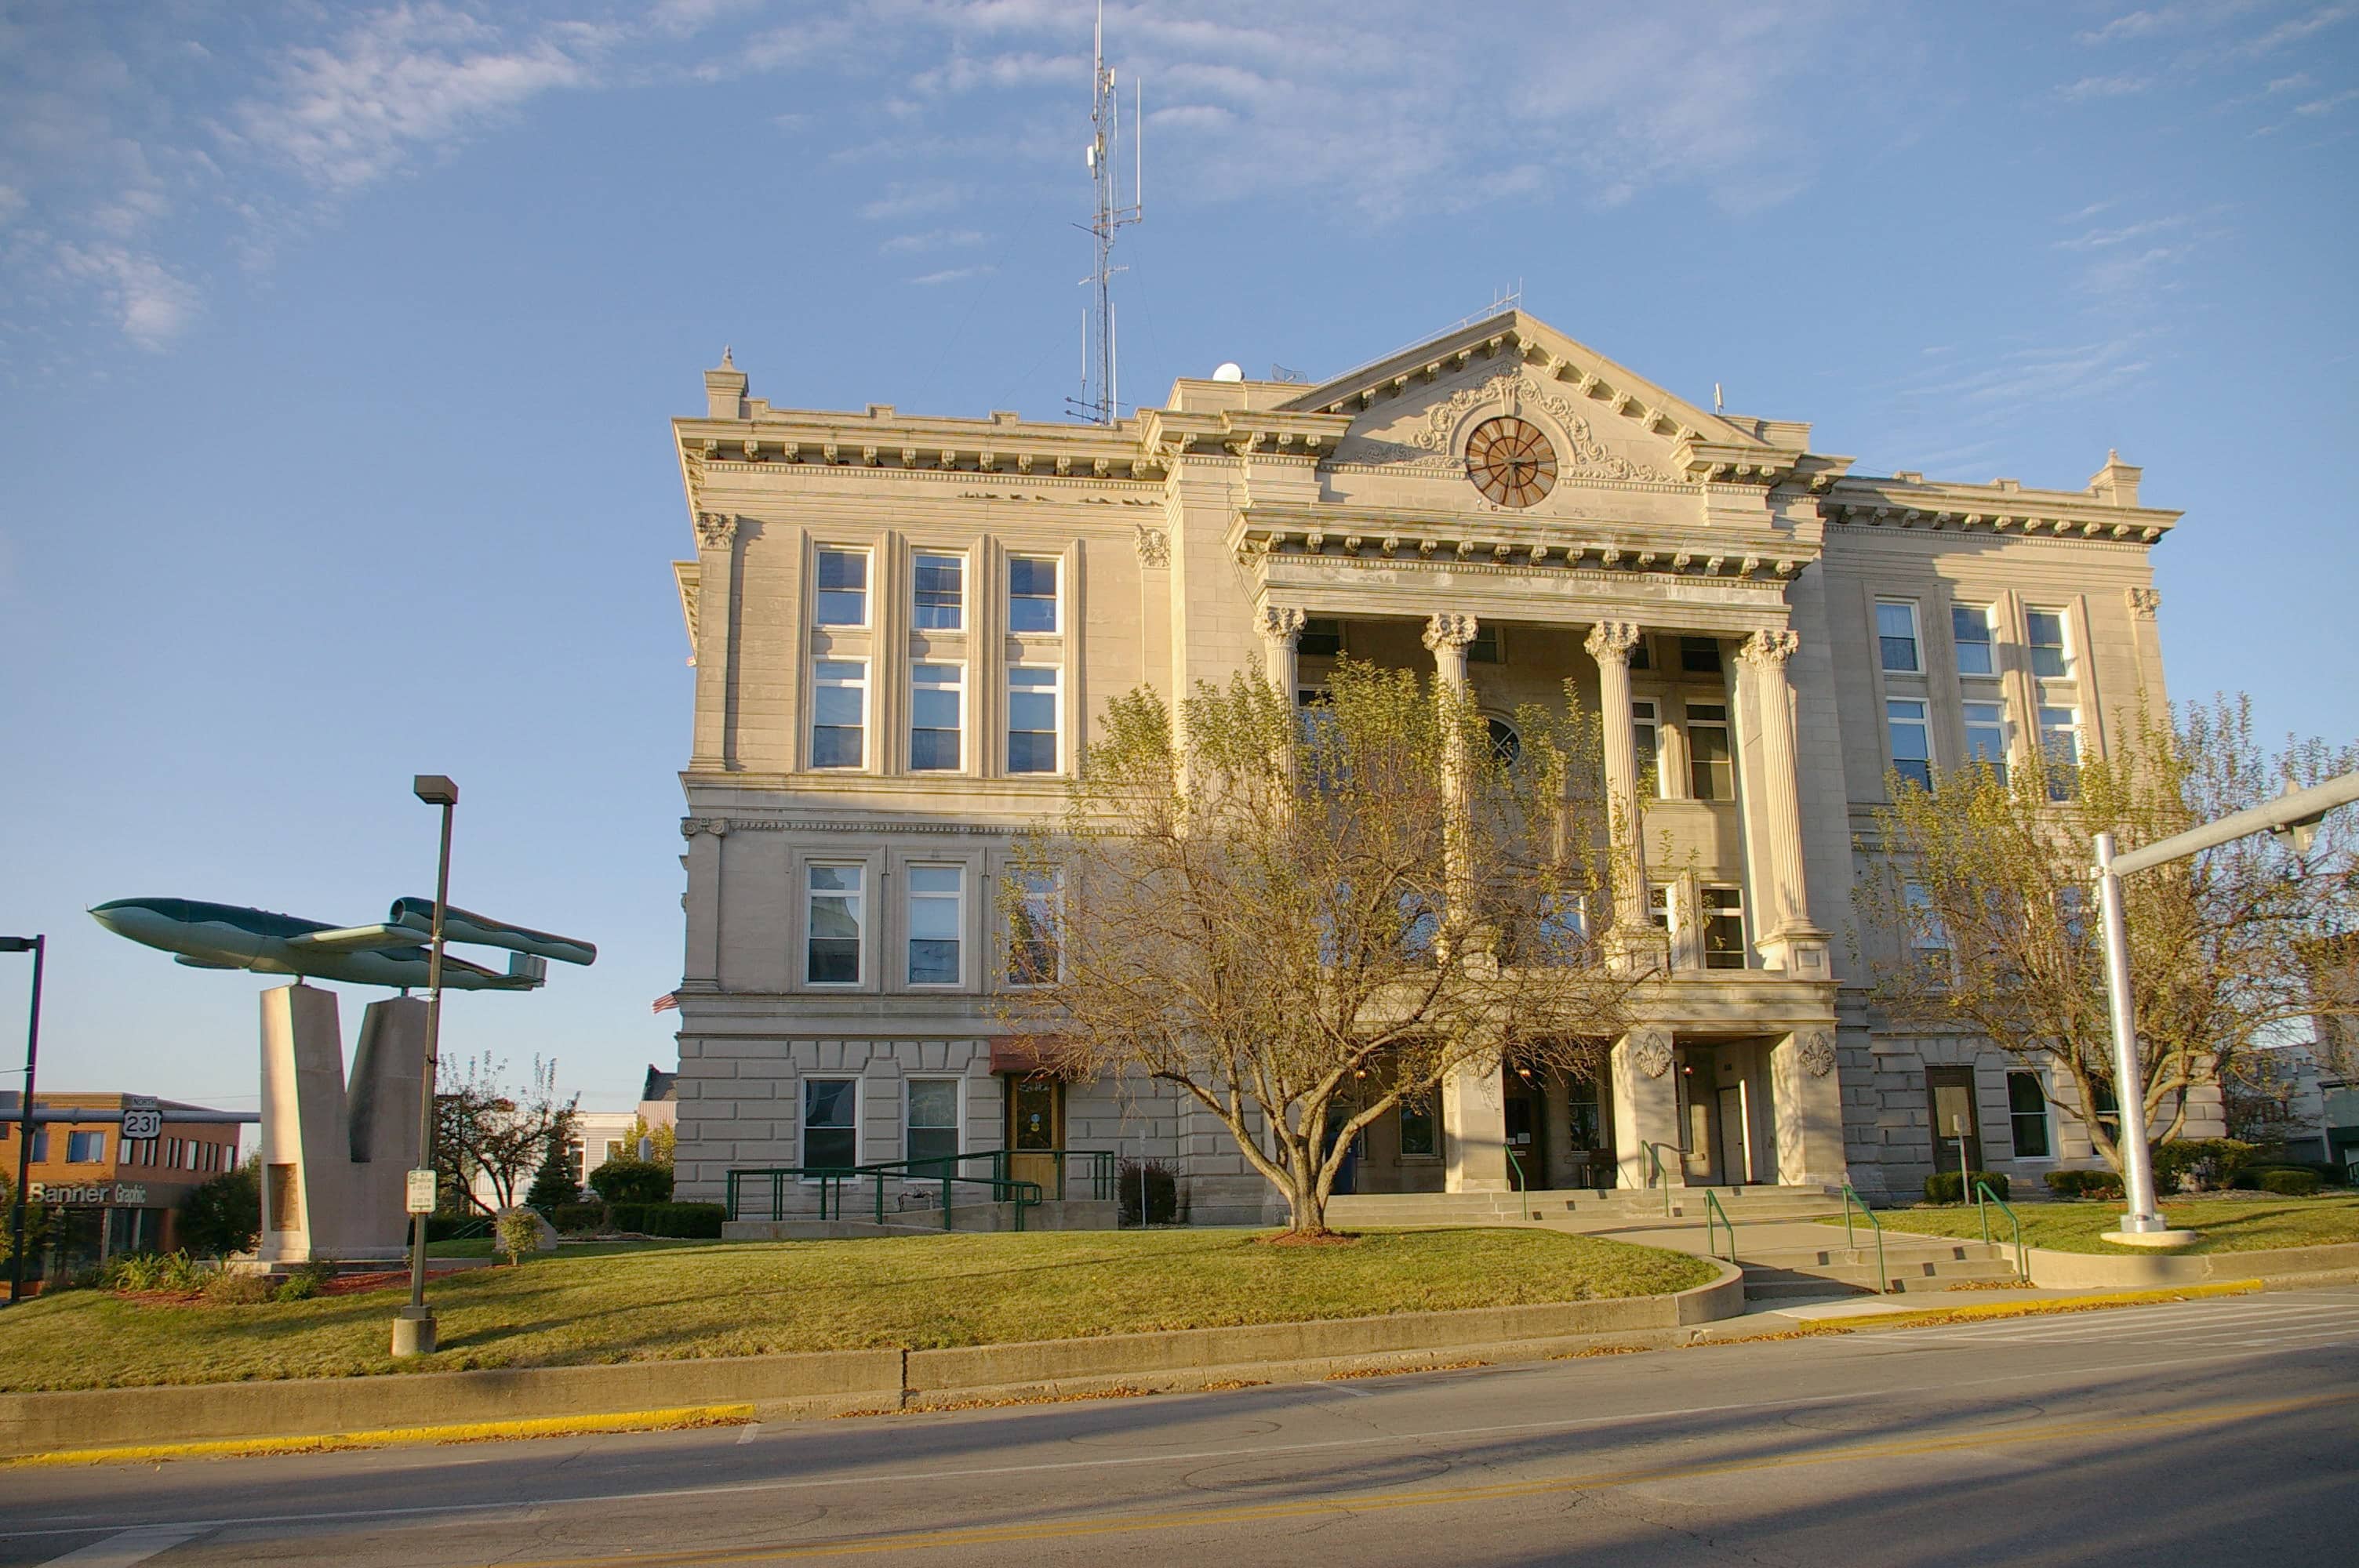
[
  {"left": 0, "top": 937, "right": 34, "bottom": 953},
  {"left": 413, "top": 775, "right": 460, "bottom": 808}
]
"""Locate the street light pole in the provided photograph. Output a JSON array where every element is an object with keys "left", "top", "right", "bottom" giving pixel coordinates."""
[
  {"left": 2, "top": 935, "right": 43, "bottom": 1305},
  {"left": 2091, "top": 768, "right": 2359, "bottom": 1248},
  {"left": 394, "top": 776, "right": 457, "bottom": 1357}
]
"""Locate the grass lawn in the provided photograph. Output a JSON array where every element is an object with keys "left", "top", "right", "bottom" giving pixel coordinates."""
[
  {"left": 1880, "top": 1194, "right": 2359, "bottom": 1254},
  {"left": 0, "top": 1229, "right": 1713, "bottom": 1394}
]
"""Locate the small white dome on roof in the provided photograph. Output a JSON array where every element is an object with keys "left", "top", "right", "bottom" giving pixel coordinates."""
[{"left": 1212, "top": 362, "right": 1245, "bottom": 382}]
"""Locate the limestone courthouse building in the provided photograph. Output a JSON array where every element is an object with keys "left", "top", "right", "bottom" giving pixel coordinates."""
[{"left": 665, "top": 310, "right": 2188, "bottom": 1222}]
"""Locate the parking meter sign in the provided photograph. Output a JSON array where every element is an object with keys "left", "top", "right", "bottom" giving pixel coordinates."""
[
  {"left": 405, "top": 1168, "right": 438, "bottom": 1215},
  {"left": 122, "top": 1095, "right": 162, "bottom": 1141}
]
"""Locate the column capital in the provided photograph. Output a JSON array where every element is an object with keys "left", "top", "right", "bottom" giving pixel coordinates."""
[
  {"left": 1584, "top": 620, "right": 1642, "bottom": 662},
  {"left": 1258, "top": 604, "right": 1308, "bottom": 644},
  {"left": 2125, "top": 586, "right": 2161, "bottom": 620},
  {"left": 1423, "top": 612, "right": 1479, "bottom": 652},
  {"left": 694, "top": 511, "right": 738, "bottom": 550},
  {"left": 1737, "top": 627, "right": 1801, "bottom": 669}
]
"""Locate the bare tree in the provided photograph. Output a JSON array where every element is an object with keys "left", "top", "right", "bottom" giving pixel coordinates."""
[
  {"left": 434, "top": 1054, "right": 579, "bottom": 1217},
  {"left": 998, "top": 659, "right": 1639, "bottom": 1237},
  {"left": 1860, "top": 695, "right": 2358, "bottom": 1172}
]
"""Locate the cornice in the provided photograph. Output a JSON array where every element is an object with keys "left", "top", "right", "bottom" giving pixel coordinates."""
[
  {"left": 1230, "top": 502, "right": 1813, "bottom": 583},
  {"left": 1819, "top": 477, "right": 2179, "bottom": 542}
]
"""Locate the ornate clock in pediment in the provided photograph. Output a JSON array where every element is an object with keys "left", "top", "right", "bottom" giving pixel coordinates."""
[{"left": 1465, "top": 416, "right": 1556, "bottom": 508}]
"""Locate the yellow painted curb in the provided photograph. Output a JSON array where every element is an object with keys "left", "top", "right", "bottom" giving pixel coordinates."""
[
  {"left": 1846, "top": 1279, "right": 2261, "bottom": 1331},
  {"left": 2, "top": 1403, "right": 757, "bottom": 1469}
]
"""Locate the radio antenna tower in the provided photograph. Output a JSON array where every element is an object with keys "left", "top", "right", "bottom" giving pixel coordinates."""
[{"left": 1070, "top": 0, "right": 1141, "bottom": 425}]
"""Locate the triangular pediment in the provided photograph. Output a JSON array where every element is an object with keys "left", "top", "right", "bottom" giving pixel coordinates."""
[{"left": 1282, "top": 310, "right": 1779, "bottom": 481}]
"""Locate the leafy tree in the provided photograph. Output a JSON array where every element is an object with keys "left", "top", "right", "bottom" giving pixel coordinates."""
[
  {"left": 493, "top": 1207, "right": 547, "bottom": 1266},
  {"left": 1860, "top": 695, "right": 2358, "bottom": 1173},
  {"left": 587, "top": 1158, "right": 671, "bottom": 1203},
  {"left": 998, "top": 659, "right": 1637, "bottom": 1238},
  {"left": 525, "top": 1129, "right": 578, "bottom": 1211},
  {"left": 434, "top": 1054, "right": 578, "bottom": 1218},
  {"left": 0, "top": 1170, "right": 55, "bottom": 1269},
  {"left": 628, "top": 1113, "right": 676, "bottom": 1167},
  {"left": 176, "top": 1155, "right": 261, "bottom": 1257}
]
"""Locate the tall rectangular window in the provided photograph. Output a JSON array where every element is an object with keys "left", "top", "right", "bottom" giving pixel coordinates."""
[
  {"left": 1701, "top": 887, "right": 1746, "bottom": 969},
  {"left": 816, "top": 548, "right": 868, "bottom": 627},
  {"left": 27, "top": 1130, "right": 46, "bottom": 1163},
  {"left": 1467, "top": 623, "right": 1500, "bottom": 663},
  {"left": 1632, "top": 701, "right": 1660, "bottom": 795},
  {"left": 1877, "top": 601, "right": 1921, "bottom": 673},
  {"left": 910, "top": 663, "right": 962, "bottom": 771},
  {"left": 67, "top": 1131, "right": 105, "bottom": 1163},
  {"left": 2008, "top": 1071, "right": 2052, "bottom": 1158},
  {"left": 2026, "top": 609, "right": 2071, "bottom": 679},
  {"left": 1687, "top": 703, "right": 1732, "bottom": 801},
  {"left": 1299, "top": 618, "right": 1343, "bottom": 657},
  {"left": 1679, "top": 636, "right": 1722, "bottom": 674},
  {"left": 811, "top": 659, "right": 867, "bottom": 768},
  {"left": 1539, "top": 892, "right": 1589, "bottom": 953},
  {"left": 905, "top": 1079, "right": 961, "bottom": 1169},
  {"left": 912, "top": 552, "right": 964, "bottom": 630},
  {"left": 1008, "top": 868, "right": 1062, "bottom": 984},
  {"left": 1953, "top": 604, "right": 1994, "bottom": 676},
  {"left": 1398, "top": 1096, "right": 1437, "bottom": 1157},
  {"left": 1007, "top": 666, "right": 1060, "bottom": 773},
  {"left": 1904, "top": 881, "right": 1949, "bottom": 966},
  {"left": 1887, "top": 699, "right": 1932, "bottom": 789},
  {"left": 1009, "top": 557, "right": 1060, "bottom": 633},
  {"left": 1962, "top": 701, "right": 2008, "bottom": 783},
  {"left": 801, "top": 1079, "right": 859, "bottom": 1172},
  {"left": 2040, "top": 707, "right": 2079, "bottom": 800},
  {"left": 907, "top": 865, "right": 963, "bottom": 985},
  {"left": 1648, "top": 884, "right": 1677, "bottom": 936},
  {"left": 806, "top": 864, "right": 863, "bottom": 985}
]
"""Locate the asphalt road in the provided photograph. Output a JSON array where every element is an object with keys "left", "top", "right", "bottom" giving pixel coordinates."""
[{"left": 7, "top": 1287, "right": 2359, "bottom": 1567}]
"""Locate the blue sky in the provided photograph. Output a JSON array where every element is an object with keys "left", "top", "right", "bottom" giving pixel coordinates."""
[{"left": 2, "top": 0, "right": 2354, "bottom": 1116}]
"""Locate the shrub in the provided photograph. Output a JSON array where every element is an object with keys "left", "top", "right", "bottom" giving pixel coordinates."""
[
  {"left": 608, "top": 1200, "right": 724, "bottom": 1238},
  {"left": 272, "top": 1261, "right": 335, "bottom": 1301},
  {"left": 99, "top": 1251, "right": 206, "bottom": 1294},
  {"left": 589, "top": 1159, "right": 673, "bottom": 1204},
  {"left": 1117, "top": 1160, "right": 1180, "bottom": 1226},
  {"left": 1923, "top": 1171, "right": 2008, "bottom": 1205},
  {"left": 2151, "top": 1138, "right": 2258, "bottom": 1193},
  {"left": 202, "top": 1271, "right": 274, "bottom": 1305},
  {"left": 2045, "top": 1169, "right": 2125, "bottom": 1200},
  {"left": 2258, "top": 1167, "right": 2324, "bottom": 1196},
  {"left": 177, "top": 1158, "right": 261, "bottom": 1257},
  {"left": 496, "top": 1208, "right": 549, "bottom": 1264},
  {"left": 550, "top": 1202, "right": 609, "bottom": 1235}
]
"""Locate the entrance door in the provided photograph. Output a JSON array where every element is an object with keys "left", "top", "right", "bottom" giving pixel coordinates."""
[
  {"left": 1925, "top": 1067, "right": 1983, "bottom": 1176},
  {"left": 1716, "top": 1083, "right": 1753, "bottom": 1185},
  {"left": 1005, "top": 1077, "right": 1064, "bottom": 1196},
  {"left": 1503, "top": 1070, "right": 1544, "bottom": 1188}
]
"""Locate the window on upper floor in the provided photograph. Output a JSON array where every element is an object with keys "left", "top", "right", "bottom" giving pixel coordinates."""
[
  {"left": 811, "top": 660, "right": 867, "bottom": 769},
  {"left": 1701, "top": 886, "right": 1746, "bottom": 969},
  {"left": 1953, "top": 604, "right": 1995, "bottom": 676},
  {"left": 1007, "top": 666, "right": 1060, "bottom": 774},
  {"left": 67, "top": 1131, "right": 105, "bottom": 1163},
  {"left": 2040, "top": 706, "right": 2080, "bottom": 800},
  {"left": 913, "top": 552, "right": 964, "bottom": 630},
  {"left": 1903, "top": 880, "right": 1949, "bottom": 962},
  {"left": 1009, "top": 557, "right": 1060, "bottom": 633},
  {"left": 1632, "top": 701, "right": 1660, "bottom": 797},
  {"left": 2026, "top": 609, "right": 2072, "bottom": 680},
  {"left": 1467, "top": 623, "right": 1500, "bottom": 664},
  {"left": 1687, "top": 703, "right": 1732, "bottom": 801},
  {"left": 910, "top": 663, "right": 963, "bottom": 772},
  {"left": 1298, "top": 618, "right": 1343, "bottom": 658},
  {"left": 1007, "top": 869, "right": 1063, "bottom": 985},
  {"left": 1630, "top": 637, "right": 1652, "bottom": 672},
  {"left": 816, "top": 548, "right": 869, "bottom": 627},
  {"left": 1963, "top": 701, "right": 2008, "bottom": 785},
  {"left": 1680, "top": 636, "right": 1722, "bottom": 675},
  {"left": 1887, "top": 699, "right": 1932, "bottom": 790},
  {"left": 1648, "top": 883, "right": 1677, "bottom": 937},
  {"left": 1877, "top": 601, "right": 1921, "bottom": 673},
  {"left": 1486, "top": 717, "right": 1521, "bottom": 766},
  {"left": 907, "top": 865, "right": 963, "bottom": 987},
  {"left": 806, "top": 865, "right": 864, "bottom": 985}
]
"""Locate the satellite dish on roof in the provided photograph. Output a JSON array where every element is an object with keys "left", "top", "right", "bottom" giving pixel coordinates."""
[{"left": 1212, "top": 362, "right": 1244, "bottom": 382}]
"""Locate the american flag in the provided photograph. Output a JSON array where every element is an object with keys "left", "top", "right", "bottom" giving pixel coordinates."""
[{"left": 652, "top": 992, "right": 679, "bottom": 1014}]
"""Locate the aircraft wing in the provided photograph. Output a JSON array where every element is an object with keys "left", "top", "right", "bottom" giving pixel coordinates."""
[{"left": 282, "top": 924, "right": 428, "bottom": 953}]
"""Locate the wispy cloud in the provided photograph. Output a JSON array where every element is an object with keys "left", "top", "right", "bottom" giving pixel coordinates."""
[
  {"left": 2059, "top": 72, "right": 2154, "bottom": 99},
  {"left": 2055, "top": 212, "right": 2194, "bottom": 249},
  {"left": 881, "top": 228, "right": 988, "bottom": 254},
  {"left": 2295, "top": 86, "right": 2359, "bottom": 111},
  {"left": 858, "top": 181, "right": 962, "bottom": 221},
  {"left": 911, "top": 265, "right": 994, "bottom": 286}
]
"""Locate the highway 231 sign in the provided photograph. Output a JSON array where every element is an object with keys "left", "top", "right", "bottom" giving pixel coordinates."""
[{"left": 121, "top": 1095, "right": 162, "bottom": 1141}]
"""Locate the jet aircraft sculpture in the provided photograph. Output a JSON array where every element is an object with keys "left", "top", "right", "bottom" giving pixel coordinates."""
[{"left": 90, "top": 896, "right": 595, "bottom": 989}]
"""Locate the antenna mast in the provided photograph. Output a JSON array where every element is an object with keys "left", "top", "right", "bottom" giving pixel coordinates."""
[{"left": 1073, "top": 1, "right": 1141, "bottom": 426}]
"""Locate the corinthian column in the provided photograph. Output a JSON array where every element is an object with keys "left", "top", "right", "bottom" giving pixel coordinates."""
[
  {"left": 1585, "top": 620, "right": 1646, "bottom": 930},
  {"left": 1424, "top": 610, "right": 1507, "bottom": 1193},
  {"left": 1736, "top": 628, "right": 1827, "bottom": 975},
  {"left": 1259, "top": 604, "right": 1308, "bottom": 699}
]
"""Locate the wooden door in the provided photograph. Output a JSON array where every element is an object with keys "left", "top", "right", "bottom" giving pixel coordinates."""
[{"left": 1005, "top": 1077, "right": 1064, "bottom": 1196}]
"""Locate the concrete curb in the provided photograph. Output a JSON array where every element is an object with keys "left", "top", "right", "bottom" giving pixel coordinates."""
[
  {"left": 2019, "top": 1240, "right": 2359, "bottom": 1290},
  {"left": 0, "top": 1263, "right": 1743, "bottom": 1464}
]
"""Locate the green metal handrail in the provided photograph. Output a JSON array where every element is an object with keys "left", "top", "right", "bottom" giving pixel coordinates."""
[
  {"left": 725, "top": 1168, "right": 852, "bottom": 1224},
  {"left": 1976, "top": 1179, "right": 2028, "bottom": 1282},
  {"left": 1703, "top": 1189, "right": 1736, "bottom": 1264},
  {"left": 725, "top": 1149, "right": 1114, "bottom": 1233},
  {"left": 1841, "top": 1183, "right": 1891, "bottom": 1296},
  {"left": 1645, "top": 1141, "right": 1674, "bottom": 1216},
  {"left": 1504, "top": 1145, "right": 1528, "bottom": 1196}
]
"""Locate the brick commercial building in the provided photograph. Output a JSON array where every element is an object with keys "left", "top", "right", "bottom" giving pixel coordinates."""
[
  {"left": 660, "top": 310, "right": 2213, "bottom": 1222},
  {"left": 3, "top": 1093, "right": 248, "bottom": 1279}
]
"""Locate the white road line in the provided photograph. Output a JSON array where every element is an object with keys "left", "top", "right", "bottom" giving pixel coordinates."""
[
  {"left": 37, "top": 1527, "right": 203, "bottom": 1566},
  {"left": 736, "top": 1424, "right": 763, "bottom": 1445},
  {"left": 1325, "top": 1383, "right": 1376, "bottom": 1399}
]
